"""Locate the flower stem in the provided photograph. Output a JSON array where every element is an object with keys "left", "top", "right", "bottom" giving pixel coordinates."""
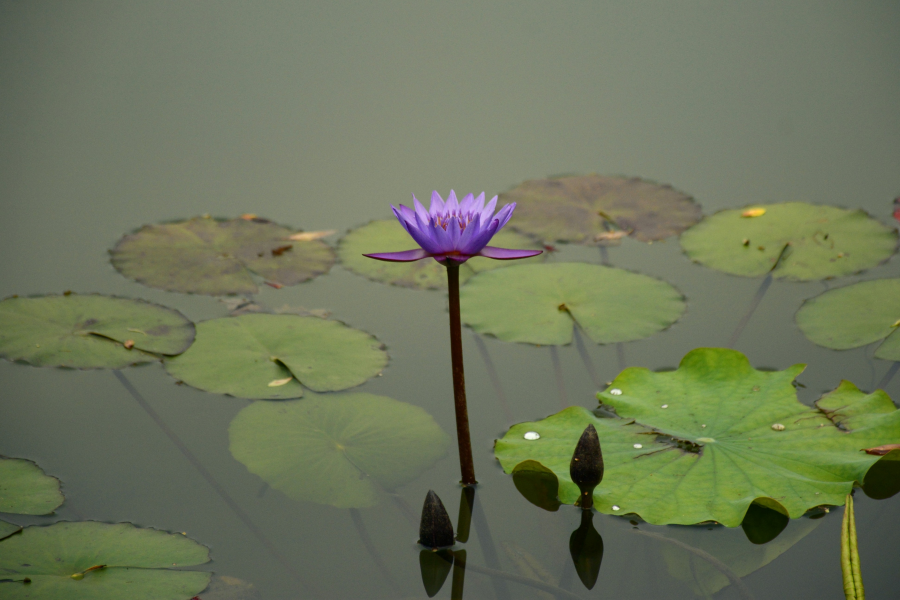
[{"left": 446, "top": 264, "right": 477, "bottom": 485}]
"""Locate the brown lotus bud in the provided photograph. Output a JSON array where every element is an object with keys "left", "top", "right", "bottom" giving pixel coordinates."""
[
  {"left": 419, "top": 490, "right": 455, "bottom": 549},
  {"left": 569, "top": 424, "right": 604, "bottom": 509}
]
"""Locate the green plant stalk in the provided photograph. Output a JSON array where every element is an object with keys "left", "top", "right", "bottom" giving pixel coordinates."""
[
  {"left": 446, "top": 264, "right": 477, "bottom": 485},
  {"left": 841, "top": 493, "right": 864, "bottom": 600}
]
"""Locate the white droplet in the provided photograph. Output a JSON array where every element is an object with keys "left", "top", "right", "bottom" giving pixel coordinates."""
[
  {"left": 661, "top": 404, "right": 668, "bottom": 409},
  {"left": 612, "top": 505, "right": 620, "bottom": 511},
  {"left": 610, "top": 388, "right": 623, "bottom": 396},
  {"left": 701, "top": 424, "right": 707, "bottom": 428},
  {"left": 524, "top": 431, "right": 541, "bottom": 440},
  {"left": 633, "top": 444, "right": 643, "bottom": 449},
  {"left": 771, "top": 423, "right": 785, "bottom": 431}
]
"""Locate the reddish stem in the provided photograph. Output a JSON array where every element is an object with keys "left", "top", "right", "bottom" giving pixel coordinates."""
[{"left": 446, "top": 264, "right": 477, "bottom": 485}]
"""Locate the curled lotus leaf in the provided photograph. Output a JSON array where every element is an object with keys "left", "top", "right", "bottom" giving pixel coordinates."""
[
  {"left": 338, "top": 219, "right": 544, "bottom": 290},
  {"left": 164, "top": 314, "right": 388, "bottom": 400},
  {"left": 0, "top": 456, "right": 63, "bottom": 515},
  {"left": 0, "top": 294, "right": 194, "bottom": 369},
  {"left": 0, "top": 521, "right": 210, "bottom": 600},
  {"left": 500, "top": 174, "right": 701, "bottom": 244},
  {"left": 795, "top": 278, "right": 900, "bottom": 360},
  {"left": 495, "top": 348, "right": 900, "bottom": 527},
  {"left": 229, "top": 393, "right": 450, "bottom": 508},
  {"left": 110, "top": 216, "right": 335, "bottom": 295},
  {"left": 460, "top": 262, "right": 685, "bottom": 346},
  {"left": 680, "top": 203, "right": 897, "bottom": 281}
]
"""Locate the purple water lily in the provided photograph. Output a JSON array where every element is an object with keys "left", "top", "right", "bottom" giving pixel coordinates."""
[{"left": 364, "top": 190, "right": 542, "bottom": 265}]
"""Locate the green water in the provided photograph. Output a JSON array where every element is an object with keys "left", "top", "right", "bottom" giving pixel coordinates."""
[{"left": 1, "top": 2, "right": 898, "bottom": 598}]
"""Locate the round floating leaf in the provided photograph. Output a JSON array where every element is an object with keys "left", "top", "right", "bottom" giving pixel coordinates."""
[
  {"left": 796, "top": 278, "right": 900, "bottom": 360},
  {"left": 111, "top": 217, "right": 335, "bottom": 295},
  {"left": 165, "top": 314, "right": 387, "bottom": 400},
  {"left": 680, "top": 203, "right": 897, "bottom": 281},
  {"left": 460, "top": 262, "right": 685, "bottom": 345},
  {"left": 0, "top": 295, "right": 194, "bottom": 369},
  {"left": 0, "top": 521, "right": 210, "bottom": 600},
  {"left": 495, "top": 348, "right": 900, "bottom": 526},
  {"left": 500, "top": 175, "right": 701, "bottom": 244},
  {"left": 0, "top": 457, "right": 63, "bottom": 515},
  {"left": 338, "top": 219, "right": 544, "bottom": 290},
  {"left": 229, "top": 393, "right": 450, "bottom": 508}
]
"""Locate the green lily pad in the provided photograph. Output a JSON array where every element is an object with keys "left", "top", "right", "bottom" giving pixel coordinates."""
[
  {"left": 111, "top": 217, "right": 335, "bottom": 295},
  {"left": 494, "top": 348, "right": 900, "bottom": 526},
  {"left": 680, "top": 203, "right": 897, "bottom": 281},
  {"left": 0, "top": 457, "right": 63, "bottom": 515},
  {"left": 229, "top": 393, "right": 450, "bottom": 508},
  {"left": 0, "top": 522, "right": 20, "bottom": 541},
  {"left": 500, "top": 174, "right": 701, "bottom": 244},
  {"left": 796, "top": 278, "right": 900, "bottom": 360},
  {"left": 338, "top": 219, "right": 544, "bottom": 290},
  {"left": 0, "top": 295, "right": 195, "bottom": 369},
  {"left": 165, "top": 314, "right": 387, "bottom": 400},
  {"left": 460, "top": 263, "right": 685, "bottom": 345},
  {"left": 0, "top": 521, "right": 210, "bottom": 599}
]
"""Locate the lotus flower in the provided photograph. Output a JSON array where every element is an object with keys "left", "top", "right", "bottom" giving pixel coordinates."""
[{"left": 364, "top": 190, "right": 542, "bottom": 265}]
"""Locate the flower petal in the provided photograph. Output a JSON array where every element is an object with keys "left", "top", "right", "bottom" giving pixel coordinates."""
[
  {"left": 392, "top": 204, "right": 416, "bottom": 234},
  {"left": 446, "top": 214, "right": 462, "bottom": 248},
  {"left": 464, "top": 218, "right": 501, "bottom": 254},
  {"left": 456, "top": 213, "right": 482, "bottom": 254},
  {"left": 411, "top": 210, "right": 443, "bottom": 253},
  {"left": 429, "top": 191, "right": 445, "bottom": 216},
  {"left": 445, "top": 190, "right": 459, "bottom": 215},
  {"left": 459, "top": 193, "right": 475, "bottom": 214},
  {"left": 480, "top": 195, "right": 498, "bottom": 223},
  {"left": 471, "top": 192, "right": 486, "bottom": 215},
  {"left": 493, "top": 202, "right": 516, "bottom": 231},
  {"left": 477, "top": 246, "right": 543, "bottom": 260},
  {"left": 364, "top": 248, "right": 432, "bottom": 262},
  {"left": 413, "top": 196, "right": 431, "bottom": 226}
]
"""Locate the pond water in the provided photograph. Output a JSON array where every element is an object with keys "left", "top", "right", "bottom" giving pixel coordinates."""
[{"left": 1, "top": 2, "right": 899, "bottom": 599}]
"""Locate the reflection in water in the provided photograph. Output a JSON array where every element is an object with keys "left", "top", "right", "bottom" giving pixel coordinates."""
[
  {"left": 741, "top": 502, "right": 789, "bottom": 545},
  {"left": 862, "top": 451, "right": 900, "bottom": 500},
  {"left": 569, "top": 510, "right": 604, "bottom": 590},
  {"left": 418, "top": 549, "right": 453, "bottom": 598},
  {"left": 511, "top": 461, "right": 562, "bottom": 512}
]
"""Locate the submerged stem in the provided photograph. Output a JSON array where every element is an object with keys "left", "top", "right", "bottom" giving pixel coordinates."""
[{"left": 446, "top": 264, "right": 477, "bottom": 485}]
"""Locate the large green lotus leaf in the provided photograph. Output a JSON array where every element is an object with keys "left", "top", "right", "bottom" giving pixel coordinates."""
[
  {"left": 460, "top": 263, "right": 685, "bottom": 345},
  {"left": 0, "top": 457, "right": 63, "bottom": 515},
  {"left": 494, "top": 348, "right": 900, "bottom": 526},
  {"left": 229, "top": 393, "right": 450, "bottom": 508},
  {"left": 0, "top": 295, "right": 195, "bottom": 369},
  {"left": 0, "top": 521, "right": 210, "bottom": 600},
  {"left": 164, "top": 314, "right": 387, "bottom": 400},
  {"left": 658, "top": 515, "right": 821, "bottom": 597},
  {"left": 796, "top": 278, "right": 900, "bottom": 360},
  {"left": 111, "top": 217, "right": 335, "bottom": 295},
  {"left": 338, "top": 219, "right": 544, "bottom": 290},
  {"left": 680, "top": 203, "right": 897, "bottom": 281},
  {"left": 500, "top": 175, "right": 701, "bottom": 244}
]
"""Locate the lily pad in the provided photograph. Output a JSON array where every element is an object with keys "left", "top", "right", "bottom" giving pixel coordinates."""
[
  {"left": 0, "top": 521, "right": 210, "bottom": 599},
  {"left": 0, "top": 457, "right": 63, "bottom": 515},
  {"left": 165, "top": 314, "right": 387, "bottom": 400},
  {"left": 795, "top": 278, "right": 900, "bottom": 360},
  {"left": 494, "top": 348, "right": 900, "bottom": 526},
  {"left": 0, "top": 295, "right": 195, "bottom": 369},
  {"left": 500, "top": 175, "right": 701, "bottom": 244},
  {"left": 680, "top": 203, "right": 897, "bottom": 281},
  {"left": 111, "top": 217, "right": 335, "bottom": 295},
  {"left": 338, "top": 219, "right": 544, "bottom": 290},
  {"left": 460, "top": 263, "right": 685, "bottom": 345},
  {"left": 228, "top": 393, "right": 450, "bottom": 508},
  {"left": 0, "top": 522, "right": 20, "bottom": 541}
]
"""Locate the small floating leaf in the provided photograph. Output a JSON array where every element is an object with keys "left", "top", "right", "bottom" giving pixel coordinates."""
[
  {"left": 501, "top": 174, "right": 701, "bottom": 244},
  {"left": 460, "top": 263, "right": 685, "bottom": 345},
  {"left": 110, "top": 216, "right": 335, "bottom": 295},
  {"left": 229, "top": 393, "right": 449, "bottom": 508},
  {"left": 495, "top": 348, "right": 900, "bottom": 526},
  {"left": 338, "top": 219, "right": 543, "bottom": 290},
  {"left": 165, "top": 314, "right": 388, "bottom": 400},
  {"left": 0, "top": 521, "right": 210, "bottom": 600},
  {"left": 0, "top": 457, "right": 63, "bottom": 515},
  {"left": 0, "top": 294, "right": 194, "bottom": 369},
  {"left": 796, "top": 278, "right": 900, "bottom": 361},
  {"left": 681, "top": 203, "right": 897, "bottom": 281}
]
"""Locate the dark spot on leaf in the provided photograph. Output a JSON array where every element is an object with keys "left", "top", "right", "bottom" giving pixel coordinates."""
[{"left": 271, "top": 244, "right": 293, "bottom": 256}]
